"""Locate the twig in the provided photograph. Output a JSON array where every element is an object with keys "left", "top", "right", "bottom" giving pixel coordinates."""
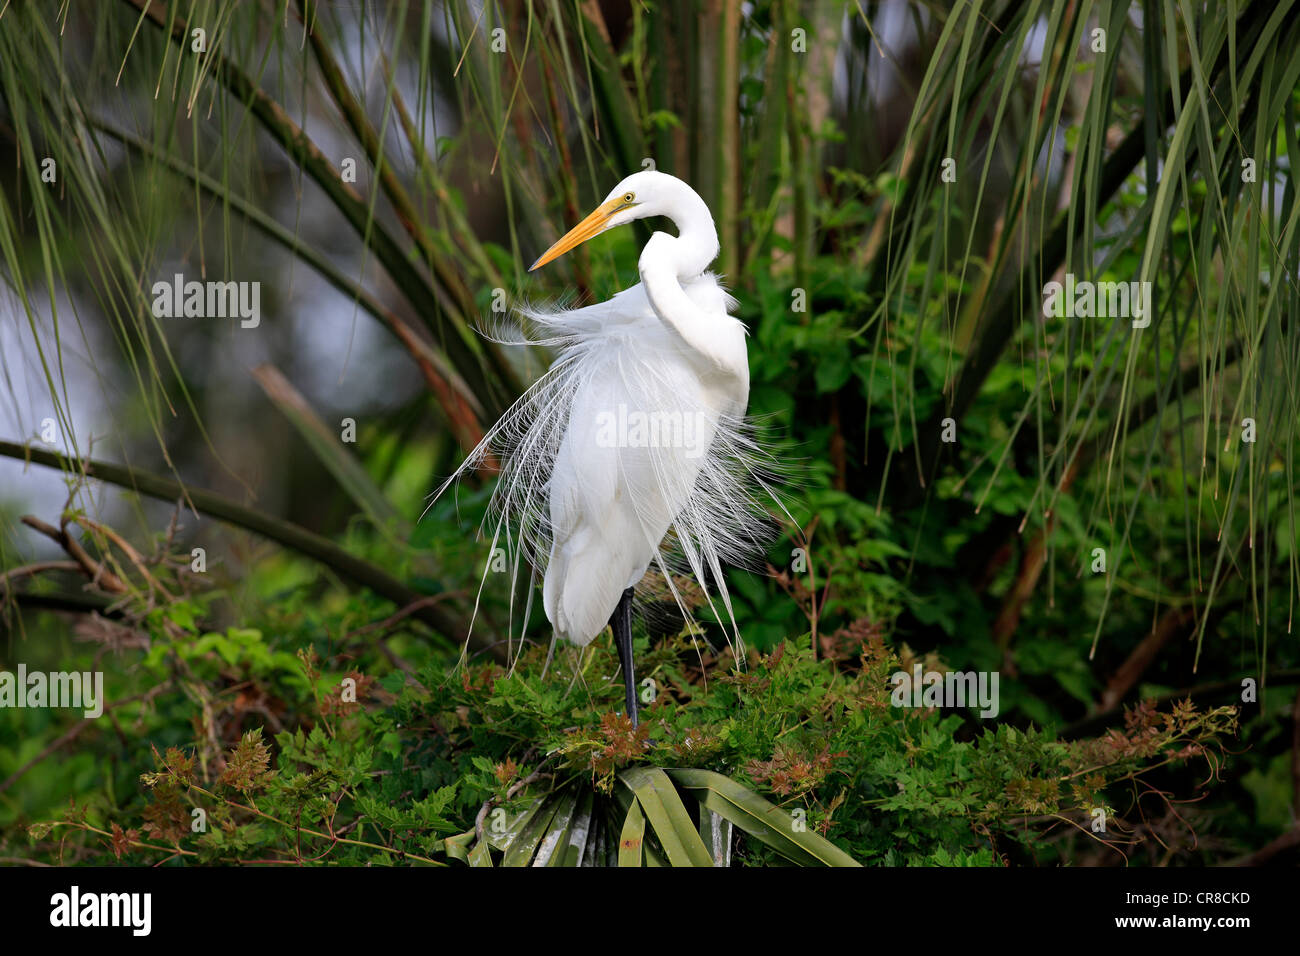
[
  {"left": 70, "top": 512, "right": 175, "bottom": 601},
  {"left": 183, "top": 782, "right": 445, "bottom": 866},
  {"left": 1061, "top": 670, "right": 1300, "bottom": 739},
  {"left": 341, "top": 593, "right": 467, "bottom": 642},
  {"left": 1097, "top": 606, "right": 1196, "bottom": 713},
  {"left": 20, "top": 515, "right": 127, "bottom": 593},
  {"left": 0, "top": 561, "right": 82, "bottom": 592},
  {"left": 1233, "top": 826, "right": 1300, "bottom": 866},
  {"left": 474, "top": 757, "right": 549, "bottom": 843}
]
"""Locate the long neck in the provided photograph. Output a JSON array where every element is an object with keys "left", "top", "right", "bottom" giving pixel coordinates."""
[
  {"left": 657, "top": 185, "right": 720, "bottom": 279},
  {"left": 637, "top": 182, "right": 745, "bottom": 380}
]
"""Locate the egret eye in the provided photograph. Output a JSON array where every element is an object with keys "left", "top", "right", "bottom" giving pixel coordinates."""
[{"left": 623, "top": 192, "right": 636, "bottom": 204}]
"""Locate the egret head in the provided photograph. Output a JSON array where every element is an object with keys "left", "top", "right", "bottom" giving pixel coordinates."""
[{"left": 529, "top": 170, "right": 699, "bottom": 272}]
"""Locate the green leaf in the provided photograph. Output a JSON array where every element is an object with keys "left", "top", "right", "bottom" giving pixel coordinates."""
[
  {"left": 500, "top": 796, "right": 561, "bottom": 867},
  {"left": 532, "top": 789, "right": 580, "bottom": 866},
  {"left": 814, "top": 341, "right": 853, "bottom": 393},
  {"left": 618, "top": 767, "right": 714, "bottom": 867},
  {"left": 666, "top": 768, "right": 861, "bottom": 867},
  {"left": 554, "top": 790, "right": 595, "bottom": 867},
  {"left": 618, "top": 800, "right": 646, "bottom": 867}
]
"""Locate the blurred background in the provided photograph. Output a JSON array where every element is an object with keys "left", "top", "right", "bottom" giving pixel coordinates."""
[{"left": 0, "top": 0, "right": 1297, "bottom": 866}]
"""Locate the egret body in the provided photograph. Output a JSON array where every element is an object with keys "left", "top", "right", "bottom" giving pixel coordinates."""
[{"left": 442, "top": 171, "right": 775, "bottom": 725}]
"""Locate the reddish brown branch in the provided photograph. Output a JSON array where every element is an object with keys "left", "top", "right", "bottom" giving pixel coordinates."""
[{"left": 1098, "top": 606, "right": 1196, "bottom": 714}]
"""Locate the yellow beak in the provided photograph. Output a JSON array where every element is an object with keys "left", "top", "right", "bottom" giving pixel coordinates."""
[{"left": 529, "top": 197, "right": 628, "bottom": 272}]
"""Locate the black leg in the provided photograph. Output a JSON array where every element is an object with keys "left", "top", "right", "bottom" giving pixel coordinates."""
[{"left": 609, "top": 586, "right": 638, "bottom": 726}]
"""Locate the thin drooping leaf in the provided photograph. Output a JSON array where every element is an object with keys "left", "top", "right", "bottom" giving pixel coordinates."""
[
  {"left": 667, "top": 768, "right": 861, "bottom": 867},
  {"left": 533, "top": 788, "right": 580, "bottom": 866},
  {"left": 619, "top": 766, "right": 714, "bottom": 867},
  {"left": 555, "top": 789, "right": 595, "bottom": 867},
  {"left": 501, "top": 794, "right": 562, "bottom": 866}
]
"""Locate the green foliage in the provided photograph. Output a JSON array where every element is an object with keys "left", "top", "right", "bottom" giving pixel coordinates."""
[{"left": 7, "top": 608, "right": 1235, "bottom": 866}]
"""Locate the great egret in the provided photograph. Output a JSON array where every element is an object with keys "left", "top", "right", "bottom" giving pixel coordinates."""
[{"left": 437, "top": 170, "right": 779, "bottom": 725}]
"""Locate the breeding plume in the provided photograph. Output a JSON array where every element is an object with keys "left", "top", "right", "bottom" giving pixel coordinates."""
[{"left": 437, "top": 171, "right": 780, "bottom": 724}]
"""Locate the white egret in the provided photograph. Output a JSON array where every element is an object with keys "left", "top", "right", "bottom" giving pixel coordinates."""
[{"left": 438, "top": 171, "right": 780, "bottom": 725}]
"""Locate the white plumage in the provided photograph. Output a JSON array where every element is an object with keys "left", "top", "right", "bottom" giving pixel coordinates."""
[{"left": 435, "top": 171, "right": 780, "bottom": 666}]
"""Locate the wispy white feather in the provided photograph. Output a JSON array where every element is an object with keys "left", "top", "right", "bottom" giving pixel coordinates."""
[{"left": 428, "top": 278, "right": 788, "bottom": 664}]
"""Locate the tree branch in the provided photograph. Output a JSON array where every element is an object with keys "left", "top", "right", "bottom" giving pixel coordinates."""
[{"left": 0, "top": 439, "right": 501, "bottom": 659}]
